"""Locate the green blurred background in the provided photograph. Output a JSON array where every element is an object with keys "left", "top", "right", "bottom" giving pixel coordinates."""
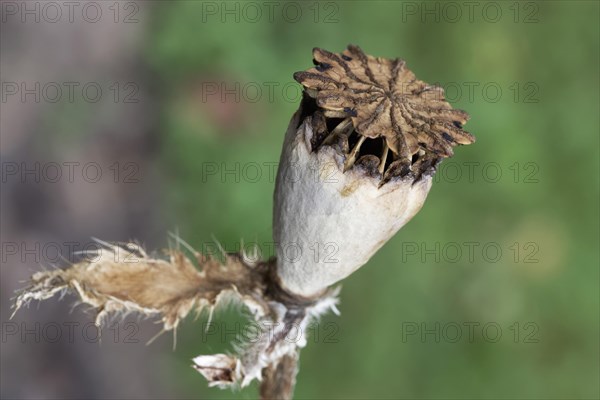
[
  {"left": 148, "top": 2, "right": 599, "bottom": 398},
  {"left": 2, "top": 1, "right": 598, "bottom": 399}
]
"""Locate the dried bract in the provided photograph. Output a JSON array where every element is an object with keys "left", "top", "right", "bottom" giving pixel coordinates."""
[
  {"left": 12, "top": 240, "right": 271, "bottom": 330},
  {"left": 12, "top": 239, "right": 339, "bottom": 397}
]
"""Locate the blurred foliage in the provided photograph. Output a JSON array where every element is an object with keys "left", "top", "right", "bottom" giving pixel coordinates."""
[{"left": 144, "top": 1, "right": 599, "bottom": 398}]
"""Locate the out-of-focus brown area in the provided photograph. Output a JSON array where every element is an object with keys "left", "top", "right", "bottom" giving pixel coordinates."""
[{"left": 1, "top": 4, "right": 176, "bottom": 398}]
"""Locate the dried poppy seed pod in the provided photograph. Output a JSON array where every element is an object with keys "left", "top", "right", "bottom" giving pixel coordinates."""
[
  {"left": 273, "top": 45, "right": 475, "bottom": 297},
  {"left": 12, "top": 45, "right": 477, "bottom": 399}
]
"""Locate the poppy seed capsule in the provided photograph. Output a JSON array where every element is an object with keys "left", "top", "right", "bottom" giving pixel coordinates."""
[{"left": 273, "top": 46, "right": 475, "bottom": 297}]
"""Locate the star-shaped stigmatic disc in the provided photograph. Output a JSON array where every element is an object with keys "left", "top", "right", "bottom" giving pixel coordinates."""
[{"left": 294, "top": 45, "right": 475, "bottom": 184}]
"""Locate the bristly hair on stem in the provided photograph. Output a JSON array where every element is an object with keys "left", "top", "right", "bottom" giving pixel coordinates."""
[{"left": 11, "top": 238, "right": 339, "bottom": 399}]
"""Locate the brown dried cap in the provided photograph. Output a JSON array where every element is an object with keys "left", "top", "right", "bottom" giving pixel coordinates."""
[{"left": 294, "top": 45, "right": 475, "bottom": 165}]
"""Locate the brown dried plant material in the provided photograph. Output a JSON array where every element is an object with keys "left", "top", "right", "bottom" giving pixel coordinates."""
[
  {"left": 12, "top": 240, "right": 272, "bottom": 332},
  {"left": 294, "top": 45, "right": 475, "bottom": 183},
  {"left": 12, "top": 239, "right": 339, "bottom": 394}
]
